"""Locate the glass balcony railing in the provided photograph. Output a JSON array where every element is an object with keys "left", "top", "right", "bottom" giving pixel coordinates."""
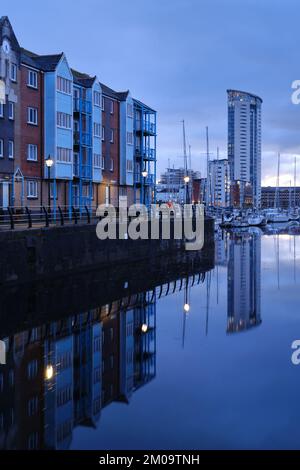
[
  {"left": 135, "top": 120, "right": 156, "bottom": 134},
  {"left": 135, "top": 147, "right": 156, "bottom": 161},
  {"left": 73, "top": 132, "right": 92, "bottom": 147},
  {"left": 73, "top": 98, "right": 92, "bottom": 114},
  {"left": 73, "top": 163, "right": 92, "bottom": 179}
]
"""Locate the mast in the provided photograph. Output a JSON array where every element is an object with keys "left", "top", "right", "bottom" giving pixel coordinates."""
[
  {"left": 274, "top": 152, "right": 280, "bottom": 210},
  {"left": 189, "top": 144, "right": 193, "bottom": 203},
  {"left": 294, "top": 156, "right": 297, "bottom": 209},
  {"left": 206, "top": 126, "right": 210, "bottom": 207},
  {"left": 168, "top": 158, "right": 171, "bottom": 202},
  {"left": 182, "top": 120, "right": 189, "bottom": 204}
]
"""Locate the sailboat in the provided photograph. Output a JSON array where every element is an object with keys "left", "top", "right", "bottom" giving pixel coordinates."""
[
  {"left": 289, "top": 157, "right": 299, "bottom": 221},
  {"left": 266, "top": 153, "right": 289, "bottom": 223}
]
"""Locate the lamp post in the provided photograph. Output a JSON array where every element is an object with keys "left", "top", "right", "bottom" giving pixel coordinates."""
[
  {"left": 184, "top": 175, "right": 190, "bottom": 205},
  {"left": 45, "top": 155, "right": 54, "bottom": 211},
  {"left": 142, "top": 170, "right": 148, "bottom": 206}
]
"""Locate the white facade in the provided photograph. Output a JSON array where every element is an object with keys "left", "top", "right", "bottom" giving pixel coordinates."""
[
  {"left": 208, "top": 158, "right": 229, "bottom": 207},
  {"left": 227, "top": 90, "right": 262, "bottom": 207}
]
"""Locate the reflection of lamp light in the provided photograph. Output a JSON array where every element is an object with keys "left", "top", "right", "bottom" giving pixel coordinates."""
[
  {"left": 141, "top": 324, "right": 148, "bottom": 333},
  {"left": 184, "top": 303, "right": 190, "bottom": 313},
  {"left": 184, "top": 176, "right": 190, "bottom": 184},
  {"left": 142, "top": 170, "right": 148, "bottom": 178},
  {"left": 45, "top": 365, "right": 54, "bottom": 380}
]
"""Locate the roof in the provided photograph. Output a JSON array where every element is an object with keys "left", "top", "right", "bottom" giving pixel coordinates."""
[
  {"left": 133, "top": 97, "right": 156, "bottom": 113},
  {"left": 20, "top": 47, "right": 63, "bottom": 71},
  {"left": 72, "top": 68, "right": 96, "bottom": 87},
  {"left": 227, "top": 89, "right": 263, "bottom": 103}
]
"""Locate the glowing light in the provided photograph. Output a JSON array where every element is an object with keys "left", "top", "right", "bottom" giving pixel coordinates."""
[
  {"left": 142, "top": 171, "right": 148, "bottom": 178},
  {"left": 141, "top": 324, "right": 148, "bottom": 333},
  {"left": 184, "top": 176, "right": 190, "bottom": 184},
  {"left": 45, "top": 365, "right": 54, "bottom": 380},
  {"left": 184, "top": 303, "right": 190, "bottom": 313}
]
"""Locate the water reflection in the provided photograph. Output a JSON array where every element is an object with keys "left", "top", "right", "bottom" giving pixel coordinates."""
[
  {"left": 227, "top": 230, "right": 262, "bottom": 333},
  {"left": 1, "top": 228, "right": 300, "bottom": 450}
]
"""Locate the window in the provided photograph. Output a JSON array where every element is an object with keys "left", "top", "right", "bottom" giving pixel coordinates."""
[
  {"left": 110, "top": 158, "right": 114, "bottom": 172},
  {"left": 27, "top": 107, "right": 38, "bottom": 125},
  {"left": 101, "top": 126, "right": 105, "bottom": 141},
  {"left": 57, "top": 385, "right": 72, "bottom": 407},
  {"left": 127, "top": 103, "right": 133, "bottom": 118},
  {"left": 94, "top": 123, "right": 101, "bottom": 137},
  {"left": 57, "top": 112, "right": 72, "bottom": 129},
  {"left": 27, "top": 69, "right": 38, "bottom": 88},
  {"left": 110, "top": 129, "right": 114, "bottom": 143},
  {"left": 8, "top": 140, "right": 14, "bottom": 159},
  {"left": 93, "top": 153, "right": 101, "bottom": 168},
  {"left": 0, "top": 102, "right": 3, "bottom": 117},
  {"left": 126, "top": 159, "right": 133, "bottom": 172},
  {"left": 57, "top": 76, "right": 72, "bottom": 94},
  {"left": 57, "top": 147, "right": 72, "bottom": 163},
  {"left": 10, "top": 63, "right": 17, "bottom": 82},
  {"left": 27, "top": 181, "right": 38, "bottom": 199},
  {"left": 8, "top": 102, "right": 14, "bottom": 120},
  {"left": 27, "top": 359, "right": 38, "bottom": 379},
  {"left": 0, "top": 139, "right": 3, "bottom": 158},
  {"left": 127, "top": 132, "right": 133, "bottom": 145},
  {"left": 27, "top": 144, "right": 38, "bottom": 162},
  {"left": 101, "top": 96, "right": 105, "bottom": 111},
  {"left": 28, "top": 397, "right": 38, "bottom": 416},
  {"left": 101, "top": 156, "right": 105, "bottom": 170},
  {"left": 110, "top": 100, "right": 114, "bottom": 114},
  {"left": 94, "top": 91, "right": 101, "bottom": 107}
]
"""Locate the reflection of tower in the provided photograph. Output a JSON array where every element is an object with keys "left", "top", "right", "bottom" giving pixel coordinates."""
[{"left": 227, "top": 231, "right": 262, "bottom": 333}]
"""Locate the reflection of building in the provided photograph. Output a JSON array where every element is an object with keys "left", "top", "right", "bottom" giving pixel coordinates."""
[
  {"left": 0, "top": 293, "right": 157, "bottom": 450},
  {"left": 227, "top": 89, "right": 262, "bottom": 208},
  {"left": 215, "top": 230, "right": 229, "bottom": 266},
  {"left": 227, "top": 231, "right": 262, "bottom": 333}
]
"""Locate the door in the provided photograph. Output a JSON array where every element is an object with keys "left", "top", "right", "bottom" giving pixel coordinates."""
[{"left": 2, "top": 182, "right": 9, "bottom": 209}]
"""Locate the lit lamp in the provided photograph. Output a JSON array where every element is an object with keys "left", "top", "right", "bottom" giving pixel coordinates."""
[
  {"left": 45, "top": 364, "right": 54, "bottom": 381},
  {"left": 142, "top": 170, "right": 148, "bottom": 205},
  {"left": 183, "top": 303, "right": 190, "bottom": 313},
  {"left": 184, "top": 176, "right": 190, "bottom": 184},
  {"left": 141, "top": 323, "right": 148, "bottom": 333},
  {"left": 184, "top": 175, "right": 190, "bottom": 204},
  {"left": 45, "top": 155, "right": 54, "bottom": 210}
]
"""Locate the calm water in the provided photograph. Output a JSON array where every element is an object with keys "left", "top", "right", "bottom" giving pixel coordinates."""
[{"left": 1, "top": 228, "right": 300, "bottom": 450}]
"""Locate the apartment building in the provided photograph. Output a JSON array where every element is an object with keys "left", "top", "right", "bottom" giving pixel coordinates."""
[{"left": 0, "top": 16, "right": 157, "bottom": 212}]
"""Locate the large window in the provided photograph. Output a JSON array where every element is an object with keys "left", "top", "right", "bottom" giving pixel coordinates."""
[
  {"left": 57, "top": 76, "right": 72, "bottom": 95},
  {"left": 27, "top": 69, "right": 38, "bottom": 89},
  {"left": 8, "top": 102, "right": 14, "bottom": 120},
  {"left": 10, "top": 63, "right": 17, "bottom": 82},
  {"left": 110, "top": 158, "right": 114, "bottom": 172},
  {"left": 8, "top": 140, "right": 14, "bottom": 159},
  {"left": 101, "top": 126, "right": 105, "bottom": 141},
  {"left": 127, "top": 103, "right": 133, "bottom": 118},
  {"left": 0, "top": 139, "right": 3, "bottom": 158},
  {"left": 126, "top": 159, "right": 133, "bottom": 172},
  {"left": 94, "top": 91, "right": 101, "bottom": 107},
  {"left": 27, "top": 144, "right": 38, "bottom": 162},
  {"left": 94, "top": 123, "right": 101, "bottom": 137},
  {"left": 101, "top": 156, "right": 105, "bottom": 170},
  {"left": 57, "top": 112, "right": 72, "bottom": 129},
  {"left": 110, "top": 100, "right": 114, "bottom": 114},
  {"left": 110, "top": 129, "right": 114, "bottom": 143},
  {"left": 57, "top": 147, "right": 72, "bottom": 163},
  {"left": 0, "top": 102, "right": 3, "bottom": 117},
  {"left": 27, "top": 181, "right": 38, "bottom": 199},
  {"left": 93, "top": 153, "right": 101, "bottom": 168},
  {"left": 27, "top": 107, "right": 38, "bottom": 125},
  {"left": 127, "top": 132, "right": 133, "bottom": 145}
]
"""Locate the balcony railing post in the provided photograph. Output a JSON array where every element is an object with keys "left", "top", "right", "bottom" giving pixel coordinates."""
[
  {"left": 7, "top": 207, "right": 14, "bottom": 230},
  {"left": 25, "top": 206, "right": 32, "bottom": 228}
]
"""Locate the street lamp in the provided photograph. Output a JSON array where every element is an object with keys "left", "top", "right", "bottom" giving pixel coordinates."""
[
  {"left": 183, "top": 303, "right": 190, "bottom": 313},
  {"left": 45, "top": 364, "right": 54, "bottom": 381},
  {"left": 184, "top": 175, "right": 190, "bottom": 204},
  {"left": 45, "top": 155, "right": 54, "bottom": 210},
  {"left": 142, "top": 170, "right": 148, "bottom": 205},
  {"left": 141, "top": 323, "right": 148, "bottom": 333}
]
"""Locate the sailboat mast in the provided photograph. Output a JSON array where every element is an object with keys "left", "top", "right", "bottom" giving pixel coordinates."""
[
  {"left": 294, "top": 156, "right": 297, "bottom": 209},
  {"left": 206, "top": 126, "right": 210, "bottom": 207},
  {"left": 274, "top": 152, "right": 280, "bottom": 209}
]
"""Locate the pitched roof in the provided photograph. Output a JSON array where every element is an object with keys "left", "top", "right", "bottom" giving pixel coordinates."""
[
  {"left": 20, "top": 47, "right": 63, "bottom": 71},
  {"left": 71, "top": 69, "right": 96, "bottom": 88}
]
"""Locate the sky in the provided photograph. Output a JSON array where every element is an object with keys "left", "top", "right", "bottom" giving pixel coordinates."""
[{"left": 4, "top": 0, "right": 300, "bottom": 185}]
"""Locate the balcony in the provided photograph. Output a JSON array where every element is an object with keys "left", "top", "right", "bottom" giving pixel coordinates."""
[
  {"left": 73, "top": 98, "right": 92, "bottom": 114},
  {"left": 134, "top": 173, "right": 155, "bottom": 186},
  {"left": 73, "top": 163, "right": 92, "bottom": 180},
  {"left": 135, "top": 147, "right": 156, "bottom": 161},
  {"left": 73, "top": 132, "right": 92, "bottom": 147},
  {"left": 135, "top": 120, "right": 156, "bottom": 135}
]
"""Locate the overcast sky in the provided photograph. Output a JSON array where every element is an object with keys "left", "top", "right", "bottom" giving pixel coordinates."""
[{"left": 5, "top": 0, "right": 300, "bottom": 185}]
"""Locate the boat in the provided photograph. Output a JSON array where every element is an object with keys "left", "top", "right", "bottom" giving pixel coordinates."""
[
  {"left": 266, "top": 211, "right": 290, "bottom": 223},
  {"left": 289, "top": 211, "right": 299, "bottom": 221},
  {"left": 247, "top": 214, "right": 267, "bottom": 226}
]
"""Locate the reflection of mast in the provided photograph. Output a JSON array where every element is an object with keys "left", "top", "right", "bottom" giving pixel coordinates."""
[
  {"left": 206, "top": 126, "right": 210, "bottom": 207},
  {"left": 182, "top": 277, "right": 190, "bottom": 348},
  {"left": 276, "top": 234, "right": 280, "bottom": 290},
  {"left": 205, "top": 271, "right": 211, "bottom": 336},
  {"left": 274, "top": 153, "right": 280, "bottom": 209},
  {"left": 294, "top": 236, "right": 296, "bottom": 283},
  {"left": 294, "top": 157, "right": 297, "bottom": 209}
]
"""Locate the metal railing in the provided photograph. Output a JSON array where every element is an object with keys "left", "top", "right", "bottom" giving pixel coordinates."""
[{"left": 0, "top": 205, "right": 98, "bottom": 231}]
